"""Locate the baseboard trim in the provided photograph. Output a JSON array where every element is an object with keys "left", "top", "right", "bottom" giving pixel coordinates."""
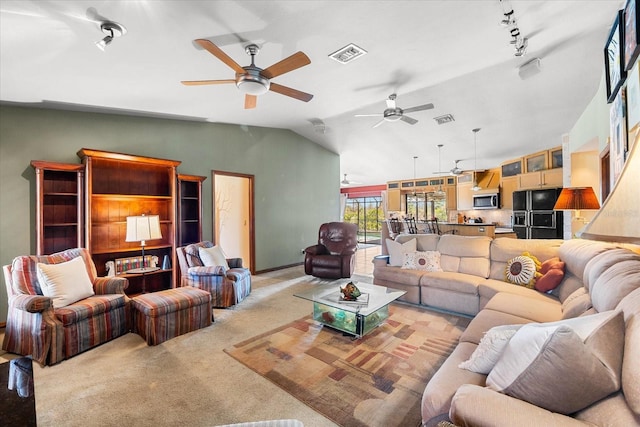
[{"left": 254, "top": 262, "right": 303, "bottom": 275}]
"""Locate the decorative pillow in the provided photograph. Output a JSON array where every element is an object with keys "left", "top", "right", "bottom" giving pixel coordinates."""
[
  {"left": 386, "top": 238, "right": 416, "bottom": 267},
  {"left": 37, "top": 256, "right": 95, "bottom": 308},
  {"left": 486, "top": 311, "right": 624, "bottom": 414},
  {"left": 458, "top": 324, "right": 522, "bottom": 374},
  {"left": 505, "top": 254, "right": 538, "bottom": 288},
  {"left": 561, "top": 287, "right": 593, "bottom": 319},
  {"left": 402, "top": 251, "right": 442, "bottom": 271},
  {"left": 198, "top": 245, "right": 229, "bottom": 269},
  {"left": 535, "top": 257, "right": 566, "bottom": 293}
]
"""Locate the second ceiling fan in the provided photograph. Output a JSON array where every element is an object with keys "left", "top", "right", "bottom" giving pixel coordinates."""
[
  {"left": 181, "top": 39, "right": 313, "bottom": 109},
  {"left": 355, "top": 93, "right": 434, "bottom": 128}
]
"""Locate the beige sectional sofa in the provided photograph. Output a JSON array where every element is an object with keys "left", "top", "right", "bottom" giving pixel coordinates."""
[{"left": 372, "top": 235, "right": 640, "bottom": 426}]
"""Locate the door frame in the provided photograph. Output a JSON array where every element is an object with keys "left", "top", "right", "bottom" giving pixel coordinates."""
[{"left": 212, "top": 170, "right": 255, "bottom": 274}]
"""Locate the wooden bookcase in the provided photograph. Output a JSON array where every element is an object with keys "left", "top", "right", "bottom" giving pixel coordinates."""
[
  {"left": 31, "top": 161, "right": 84, "bottom": 255},
  {"left": 77, "top": 148, "right": 181, "bottom": 294},
  {"left": 177, "top": 174, "right": 206, "bottom": 247}
]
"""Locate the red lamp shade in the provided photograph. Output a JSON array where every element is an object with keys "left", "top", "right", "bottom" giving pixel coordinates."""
[{"left": 553, "top": 187, "right": 601, "bottom": 211}]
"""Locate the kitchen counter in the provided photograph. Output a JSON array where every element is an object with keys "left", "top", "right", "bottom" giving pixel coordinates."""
[{"left": 439, "top": 223, "right": 496, "bottom": 237}]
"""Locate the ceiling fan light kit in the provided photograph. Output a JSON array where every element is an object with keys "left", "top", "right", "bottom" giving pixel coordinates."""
[{"left": 95, "top": 21, "right": 126, "bottom": 51}]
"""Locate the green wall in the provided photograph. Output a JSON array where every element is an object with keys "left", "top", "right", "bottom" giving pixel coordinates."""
[{"left": 0, "top": 105, "right": 340, "bottom": 322}]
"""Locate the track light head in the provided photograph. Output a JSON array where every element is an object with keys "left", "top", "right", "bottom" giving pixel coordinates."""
[{"left": 95, "top": 21, "right": 126, "bottom": 51}]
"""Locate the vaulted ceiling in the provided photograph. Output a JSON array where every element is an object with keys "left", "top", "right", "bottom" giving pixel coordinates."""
[{"left": 0, "top": 1, "right": 622, "bottom": 186}]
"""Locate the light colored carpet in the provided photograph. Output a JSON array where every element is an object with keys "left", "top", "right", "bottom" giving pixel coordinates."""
[{"left": 1, "top": 268, "right": 467, "bottom": 426}]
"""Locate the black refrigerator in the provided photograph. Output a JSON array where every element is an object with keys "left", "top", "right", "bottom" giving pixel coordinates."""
[{"left": 512, "top": 188, "right": 563, "bottom": 239}]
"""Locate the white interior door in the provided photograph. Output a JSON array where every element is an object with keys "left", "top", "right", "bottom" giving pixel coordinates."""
[{"left": 213, "top": 172, "right": 253, "bottom": 272}]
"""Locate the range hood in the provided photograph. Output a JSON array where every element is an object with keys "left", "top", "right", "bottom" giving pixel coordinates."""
[{"left": 473, "top": 171, "right": 500, "bottom": 193}]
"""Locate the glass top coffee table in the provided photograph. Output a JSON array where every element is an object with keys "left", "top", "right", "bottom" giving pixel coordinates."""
[{"left": 294, "top": 281, "right": 405, "bottom": 338}]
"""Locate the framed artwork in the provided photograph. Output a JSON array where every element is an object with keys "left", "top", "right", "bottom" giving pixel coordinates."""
[
  {"left": 625, "top": 0, "right": 640, "bottom": 71},
  {"left": 627, "top": 59, "right": 640, "bottom": 132},
  {"left": 605, "top": 10, "right": 626, "bottom": 103},
  {"left": 610, "top": 88, "right": 627, "bottom": 187}
]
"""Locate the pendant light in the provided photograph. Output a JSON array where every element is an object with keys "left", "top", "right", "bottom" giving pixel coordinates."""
[
  {"left": 412, "top": 155, "right": 418, "bottom": 196},
  {"left": 472, "top": 128, "right": 482, "bottom": 192},
  {"left": 436, "top": 144, "right": 446, "bottom": 195}
]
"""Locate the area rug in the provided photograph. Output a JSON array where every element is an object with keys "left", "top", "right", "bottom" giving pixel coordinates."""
[{"left": 224, "top": 304, "right": 470, "bottom": 427}]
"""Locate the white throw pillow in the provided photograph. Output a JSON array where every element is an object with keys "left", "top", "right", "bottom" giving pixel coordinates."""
[
  {"left": 401, "top": 251, "right": 443, "bottom": 271},
  {"left": 386, "top": 238, "right": 416, "bottom": 267},
  {"left": 458, "top": 324, "right": 521, "bottom": 374},
  {"left": 199, "top": 245, "right": 230, "bottom": 269},
  {"left": 37, "top": 256, "right": 95, "bottom": 308}
]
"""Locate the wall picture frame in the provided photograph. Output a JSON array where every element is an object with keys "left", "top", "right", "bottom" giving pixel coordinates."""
[
  {"left": 606, "top": 10, "right": 627, "bottom": 103},
  {"left": 625, "top": 0, "right": 640, "bottom": 71}
]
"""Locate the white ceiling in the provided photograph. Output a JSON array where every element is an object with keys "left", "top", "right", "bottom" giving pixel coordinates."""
[{"left": 0, "top": 0, "right": 622, "bottom": 186}]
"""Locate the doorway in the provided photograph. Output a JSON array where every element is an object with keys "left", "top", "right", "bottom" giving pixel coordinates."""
[{"left": 212, "top": 171, "right": 254, "bottom": 273}]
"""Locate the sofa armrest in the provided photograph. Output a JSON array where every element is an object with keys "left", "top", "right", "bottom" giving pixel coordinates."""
[
  {"left": 93, "top": 276, "right": 129, "bottom": 295},
  {"left": 188, "top": 266, "right": 227, "bottom": 276},
  {"left": 10, "top": 294, "right": 52, "bottom": 313},
  {"left": 304, "top": 244, "right": 327, "bottom": 256},
  {"left": 450, "top": 384, "right": 591, "bottom": 427},
  {"left": 227, "top": 258, "right": 243, "bottom": 268},
  {"left": 373, "top": 255, "right": 389, "bottom": 267}
]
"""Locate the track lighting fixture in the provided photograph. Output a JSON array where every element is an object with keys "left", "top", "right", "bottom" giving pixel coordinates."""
[
  {"left": 95, "top": 21, "right": 127, "bottom": 51},
  {"left": 499, "top": 0, "right": 528, "bottom": 57},
  {"left": 501, "top": 10, "right": 514, "bottom": 26}
]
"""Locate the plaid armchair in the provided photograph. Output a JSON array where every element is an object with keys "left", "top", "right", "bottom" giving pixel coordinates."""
[
  {"left": 176, "top": 241, "right": 251, "bottom": 308},
  {"left": 2, "top": 248, "right": 129, "bottom": 365}
]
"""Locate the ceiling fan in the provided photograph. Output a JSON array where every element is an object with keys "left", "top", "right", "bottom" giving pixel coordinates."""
[
  {"left": 340, "top": 174, "right": 361, "bottom": 186},
  {"left": 355, "top": 93, "right": 434, "bottom": 128},
  {"left": 434, "top": 158, "right": 465, "bottom": 176},
  {"left": 181, "top": 39, "right": 313, "bottom": 109}
]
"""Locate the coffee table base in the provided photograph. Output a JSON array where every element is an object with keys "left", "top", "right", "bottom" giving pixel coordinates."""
[{"left": 312, "top": 302, "right": 390, "bottom": 338}]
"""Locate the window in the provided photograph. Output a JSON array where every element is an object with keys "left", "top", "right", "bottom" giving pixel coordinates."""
[
  {"left": 343, "top": 196, "right": 383, "bottom": 244},
  {"left": 405, "top": 192, "right": 447, "bottom": 222}
]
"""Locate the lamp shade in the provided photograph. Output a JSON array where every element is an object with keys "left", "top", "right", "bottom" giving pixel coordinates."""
[
  {"left": 125, "top": 215, "right": 162, "bottom": 243},
  {"left": 553, "top": 187, "right": 601, "bottom": 211}
]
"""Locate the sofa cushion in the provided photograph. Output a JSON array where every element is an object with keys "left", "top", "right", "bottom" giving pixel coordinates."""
[
  {"left": 420, "top": 271, "right": 481, "bottom": 295},
  {"left": 458, "top": 324, "right": 522, "bottom": 374},
  {"left": 37, "top": 256, "right": 95, "bottom": 308},
  {"left": 483, "top": 293, "right": 562, "bottom": 323},
  {"left": 478, "top": 279, "right": 559, "bottom": 310},
  {"left": 618, "top": 287, "right": 640, "bottom": 415},
  {"left": 395, "top": 234, "right": 439, "bottom": 251},
  {"left": 486, "top": 311, "right": 625, "bottom": 414},
  {"left": 437, "top": 235, "right": 491, "bottom": 278},
  {"left": 558, "top": 238, "right": 616, "bottom": 283},
  {"left": 55, "top": 294, "right": 126, "bottom": 326},
  {"left": 459, "top": 308, "right": 534, "bottom": 345},
  {"left": 387, "top": 237, "right": 416, "bottom": 267},
  {"left": 561, "top": 287, "right": 593, "bottom": 319},
  {"left": 374, "top": 265, "right": 423, "bottom": 287},
  {"left": 587, "top": 251, "right": 640, "bottom": 313},
  {"left": 402, "top": 251, "right": 442, "bottom": 271},
  {"left": 489, "top": 238, "right": 561, "bottom": 281}
]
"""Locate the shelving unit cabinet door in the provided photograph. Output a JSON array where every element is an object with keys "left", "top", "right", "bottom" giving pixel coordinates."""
[
  {"left": 177, "top": 174, "right": 206, "bottom": 246},
  {"left": 31, "top": 161, "right": 84, "bottom": 255}
]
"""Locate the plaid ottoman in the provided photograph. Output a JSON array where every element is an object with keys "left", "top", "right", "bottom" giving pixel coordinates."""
[{"left": 131, "top": 286, "right": 212, "bottom": 345}]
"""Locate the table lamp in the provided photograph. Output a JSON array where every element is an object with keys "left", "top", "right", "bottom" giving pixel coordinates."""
[
  {"left": 553, "top": 187, "right": 601, "bottom": 223},
  {"left": 125, "top": 214, "right": 162, "bottom": 273}
]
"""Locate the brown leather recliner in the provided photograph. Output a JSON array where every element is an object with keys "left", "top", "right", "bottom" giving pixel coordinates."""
[{"left": 304, "top": 222, "right": 358, "bottom": 279}]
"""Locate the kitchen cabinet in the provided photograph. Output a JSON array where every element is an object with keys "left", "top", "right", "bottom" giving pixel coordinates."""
[
  {"left": 524, "top": 150, "right": 549, "bottom": 173},
  {"left": 501, "top": 158, "right": 523, "bottom": 177},
  {"left": 387, "top": 182, "right": 401, "bottom": 211},
  {"left": 456, "top": 176, "right": 474, "bottom": 211},
  {"left": 446, "top": 185, "right": 457, "bottom": 210},
  {"left": 548, "top": 146, "right": 563, "bottom": 169},
  {"left": 518, "top": 168, "right": 563, "bottom": 189},
  {"left": 500, "top": 176, "right": 518, "bottom": 209}
]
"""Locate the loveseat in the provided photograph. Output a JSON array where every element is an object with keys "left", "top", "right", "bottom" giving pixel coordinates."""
[
  {"left": 372, "top": 235, "right": 640, "bottom": 426},
  {"left": 3, "top": 248, "right": 129, "bottom": 365}
]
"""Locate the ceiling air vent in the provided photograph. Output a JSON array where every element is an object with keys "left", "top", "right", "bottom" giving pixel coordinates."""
[
  {"left": 329, "top": 43, "right": 367, "bottom": 64},
  {"left": 434, "top": 114, "right": 455, "bottom": 125}
]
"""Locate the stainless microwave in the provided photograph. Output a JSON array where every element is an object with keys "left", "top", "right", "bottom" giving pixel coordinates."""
[{"left": 472, "top": 193, "right": 500, "bottom": 209}]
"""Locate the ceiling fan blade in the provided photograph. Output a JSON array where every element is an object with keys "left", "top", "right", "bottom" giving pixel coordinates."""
[
  {"left": 194, "top": 39, "right": 245, "bottom": 74},
  {"left": 269, "top": 82, "right": 313, "bottom": 102},
  {"left": 355, "top": 113, "right": 383, "bottom": 117},
  {"left": 181, "top": 79, "right": 236, "bottom": 86},
  {"left": 372, "top": 119, "right": 386, "bottom": 128},
  {"left": 403, "top": 103, "right": 434, "bottom": 114},
  {"left": 244, "top": 94, "right": 257, "bottom": 109},
  {"left": 400, "top": 115, "right": 418, "bottom": 125},
  {"left": 261, "top": 51, "right": 311, "bottom": 79}
]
